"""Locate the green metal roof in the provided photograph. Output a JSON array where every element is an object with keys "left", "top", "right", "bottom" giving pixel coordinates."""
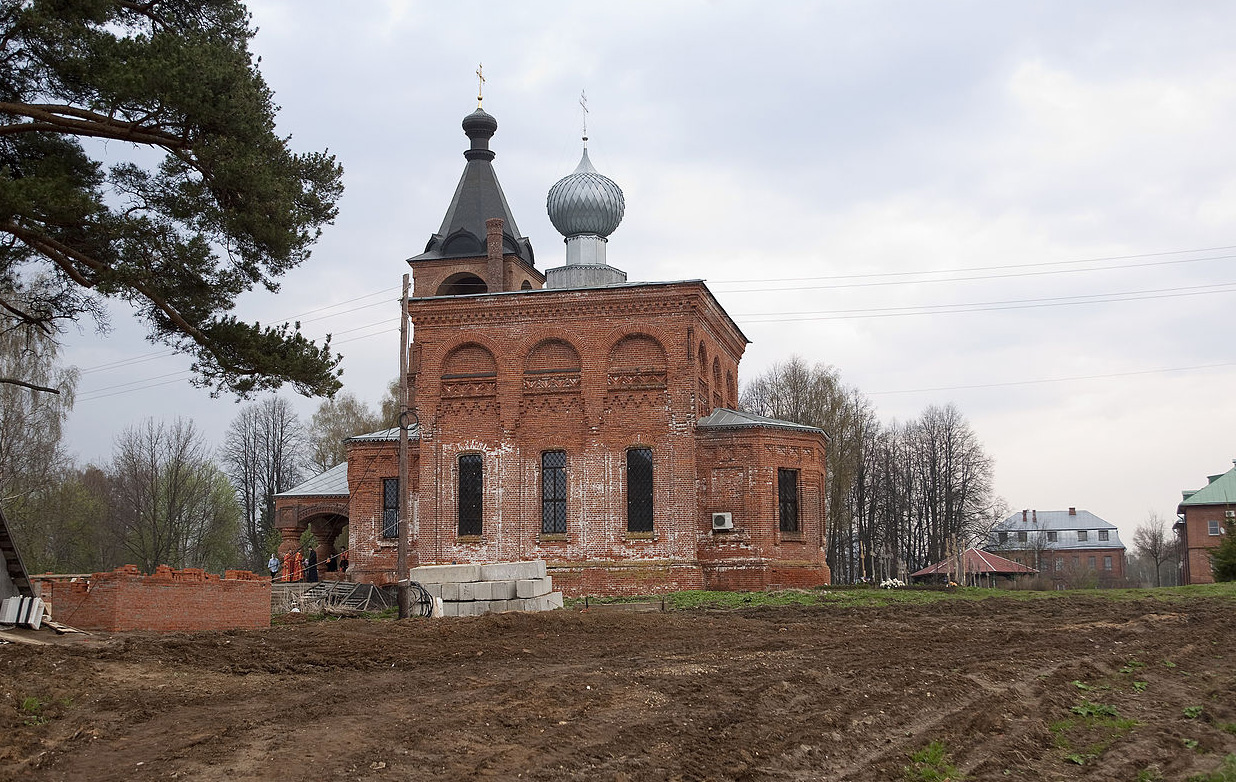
[{"left": 1179, "top": 461, "right": 1236, "bottom": 507}]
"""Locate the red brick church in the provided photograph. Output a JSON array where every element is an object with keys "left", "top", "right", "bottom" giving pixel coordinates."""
[{"left": 275, "top": 105, "right": 830, "bottom": 595}]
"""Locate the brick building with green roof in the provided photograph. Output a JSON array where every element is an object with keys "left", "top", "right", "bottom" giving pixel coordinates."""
[{"left": 1175, "top": 460, "right": 1236, "bottom": 584}]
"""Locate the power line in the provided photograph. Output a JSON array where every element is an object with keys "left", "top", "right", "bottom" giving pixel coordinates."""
[
  {"left": 869, "top": 361, "right": 1236, "bottom": 396},
  {"left": 736, "top": 281, "right": 1236, "bottom": 322},
  {"left": 716, "top": 252, "right": 1236, "bottom": 294},
  {"left": 708, "top": 244, "right": 1236, "bottom": 286}
]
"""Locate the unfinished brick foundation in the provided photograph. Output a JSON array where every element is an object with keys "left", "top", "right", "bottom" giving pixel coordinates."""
[{"left": 39, "top": 565, "right": 270, "bottom": 632}]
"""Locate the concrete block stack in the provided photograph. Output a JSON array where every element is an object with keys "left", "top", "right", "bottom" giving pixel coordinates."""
[{"left": 409, "top": 560, "right": 563, "bottom": 618}]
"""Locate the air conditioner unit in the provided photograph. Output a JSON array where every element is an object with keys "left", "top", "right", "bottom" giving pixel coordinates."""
[
  {"left": 711, "top": 512, "right": 734, "bottom": 531},
  {"left": 1226, "top": 510, "right": 1235, "bottom": 520}
]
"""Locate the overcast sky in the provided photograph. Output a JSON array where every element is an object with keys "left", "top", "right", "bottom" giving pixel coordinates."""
[{"left": 61, "top": 1, "right": 1236, "bottom": 544}]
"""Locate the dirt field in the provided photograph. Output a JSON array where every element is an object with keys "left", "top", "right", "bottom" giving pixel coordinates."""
[{"left": 3, "top": 591, "right": 1235, "bottom": 781}]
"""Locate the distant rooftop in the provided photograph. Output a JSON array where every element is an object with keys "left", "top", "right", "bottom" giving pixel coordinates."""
[
  {"left": 698, "top": 408, "right": 826, "bottom": 436},
  {"left": 275, "top": 462, "right": 348, "bottom": 498},
  {"left": 991, "top": 509, "right": 1125, "bottom": 551},
  {"left": 1179, "top": 460, "right": 1236, "bottom": 508},
  {"left": 346, "top": 426, "right": 420, "bottom": 443}
]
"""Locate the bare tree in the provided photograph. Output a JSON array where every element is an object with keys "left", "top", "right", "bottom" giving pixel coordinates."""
[
  {"left": 1132, "top": 512, "right": 1175, "bottom": 587},
  {"left": 107, "top": 418, "right": 240, "bottom": 572},
  {"left": 307, "top": 390, "right": 383, "bottom": 472},
  {"left": 219, "top": 397, "right": 308, "bottom": 568},
  {"left": 0, "top": 281, "right": 80, "bottom": 569}
]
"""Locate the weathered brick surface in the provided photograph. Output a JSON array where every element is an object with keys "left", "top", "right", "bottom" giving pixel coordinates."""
[
  {"left": 339, "top": 280, "right": 830, "bottom": 596},
  {"left": 1178, "top": 507, "right": 1229, "bottom": 584},
  {"left": 38, "top": 565, "right": 269, "bottom": 632}
]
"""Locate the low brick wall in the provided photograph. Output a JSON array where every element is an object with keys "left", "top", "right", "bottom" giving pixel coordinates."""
[{"left": 40, "top": 565, "right": 270, "bottom": 632}]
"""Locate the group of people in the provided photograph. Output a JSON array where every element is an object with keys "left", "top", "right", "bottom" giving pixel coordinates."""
[{"left": 267, "top": 549, "right": 348, "bottom": 582}]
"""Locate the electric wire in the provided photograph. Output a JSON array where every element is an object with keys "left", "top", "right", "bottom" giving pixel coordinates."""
[
  {"left": 67, "top": 242, "right": 1236, "bottom": 402},
  {"left": 869, "top": 361, "right": 1236, "bottom": 396}
]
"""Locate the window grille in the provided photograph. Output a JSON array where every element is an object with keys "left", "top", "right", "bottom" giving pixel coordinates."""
[
  {"left": 1046, "top": 531, "right": 1057, "bottom": 543},
  {"left": 541, "top": 451, "right": 567, "bottom": 534},
  {"left": 382, "top": 478, "right": 399, "bottom": 539},
  {"left": 626, "top": 448, "right": 653, "bottom": 532},
  {"left": 1017, "top": 531, "right": 1027, "bottom": 543},
  {"left": 778, "top": 468, "right": 800, "bottom": 533},
  {"left": 1098, "top": 530, "right": 1109, "bottom": 541},
  {"left": 458, "top": 454, "right": 483, "bottom": 536},
  {"left": 1076, "top": 529, "right": 1088, "bottom": 542}
]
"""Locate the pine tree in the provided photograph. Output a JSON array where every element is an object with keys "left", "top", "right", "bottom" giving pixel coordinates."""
[
  {"left": 1210, "top": 520, "right": 1236, "bottom": 582},
  {"left": 0, "top": 1, "right": 344, "bottom": 397}
]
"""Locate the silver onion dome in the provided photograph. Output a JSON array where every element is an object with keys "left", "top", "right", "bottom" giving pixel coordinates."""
[{"left": 547, "top": 149, "right": 625, "bottom": 238}]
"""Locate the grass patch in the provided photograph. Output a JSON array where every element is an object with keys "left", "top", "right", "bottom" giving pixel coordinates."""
[
  {"left": 904, "top": 740, "right": 960, "bottom": 782},
  {"left": 1184, "top": 705, "right": 1205, "bottom": 720},
  {"left": 564, "top": 581, "right": 1236, "bottom": 614},
  {"left": 1133, "top": 680, "right": 1148, "bottom": 692},
  {"left": 1188, "top": 755, "right": 1236, "bottom": 782},
  {"left": 1051, "top": 700, "right": 1138, "bottom": 764}
]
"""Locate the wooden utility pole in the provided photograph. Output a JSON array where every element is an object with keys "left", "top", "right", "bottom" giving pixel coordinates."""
[{"left": 396, "top": 273, "right": 411, "bottom": 619}]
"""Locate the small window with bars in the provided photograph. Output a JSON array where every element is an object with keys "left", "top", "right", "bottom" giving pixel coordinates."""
[
  {"left": 1098, "top": 530, "right": 1109, "bottom": 541},
  {"left": 458, "top": 454, "right": 483, "bottom": 536},
  {"left": 626, "top": 448, "right": 653, "bottom": 533},
  {"left": 1046, "top": 531, "right": 1057, "bottom": 543},
  {"left": 382, "top": 478, "right": 399, "bottom": 539},
  {"left": 778, "top": 468, "right": 799, "bottom": 533},
  {"left": 541, "top": 451, "right": 567, "bottom": 534},
  {"left": 1077, "top": 529, "right": 1088, "bottom": 542},
  {"left": 1017, "top": 531, "right": 1027, "bottom": 543}
]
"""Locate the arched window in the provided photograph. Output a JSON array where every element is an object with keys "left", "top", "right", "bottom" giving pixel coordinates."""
[{"left": 436, "top": 273, "right": 488, "bottom": 296}]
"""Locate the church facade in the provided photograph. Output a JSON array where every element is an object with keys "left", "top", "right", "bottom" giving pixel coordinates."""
[{"left": 275, "top": 106, "right": 830, "bottom": 595}]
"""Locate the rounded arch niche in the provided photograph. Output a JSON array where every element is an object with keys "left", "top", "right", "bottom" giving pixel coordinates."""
[{"left": 607, "top": 334, "right": 667, "bottom": 391}]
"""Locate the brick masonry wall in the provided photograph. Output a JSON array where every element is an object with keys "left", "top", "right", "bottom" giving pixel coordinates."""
[
  {"left": 696, "top": 426, "right": 831, "bottom": 590},
  {"left": 41, "top": 565, "right": 269, "bottom": 632},
  {"left": 340, "top": 280, "right": 832, "bottom": 596},
  {"left": 1180, "top": 507, "right": 1231, "bottom": 584}
]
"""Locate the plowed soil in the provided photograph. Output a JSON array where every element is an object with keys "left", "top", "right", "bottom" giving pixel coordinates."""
[{"left": 2, "top": 593, "right": 1234, "bottom": 781}]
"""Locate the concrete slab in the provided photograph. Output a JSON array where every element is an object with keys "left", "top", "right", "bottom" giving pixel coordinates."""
[
  {"left": 488, "top": 580, "right": 518, "bottom": 600},
  {"left": 516, "top": 577, "right": 552, "bottom": 598},
  {"left": 479, "top": 560, "right": 546, "bottom": 581},
  {"left": 408, "top": 563, "right": 482, "bottom": 584}
]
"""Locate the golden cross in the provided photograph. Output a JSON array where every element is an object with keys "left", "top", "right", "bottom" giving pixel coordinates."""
[
  {"left": 579, "top": 90, "right": 589, "bottom": 142},
  {"left": 476, "top": 64, "right": 485, "bottom": 108}
]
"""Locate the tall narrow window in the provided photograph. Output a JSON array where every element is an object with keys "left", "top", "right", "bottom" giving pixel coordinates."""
[
  {"left": 541, "top": 451, "right": 567, "bottom": 534},
  {"left": 778, "top": 468, "right": 799, "bottom": 533},
  {"left": 626, "top": 448, "right": 653, "bottom": 532},
  {"left": 382, "top": 478, "right": 399, "bottom": 539},
  {"left": 458, "top": 454, "right": 483, "bottom": 536}
]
